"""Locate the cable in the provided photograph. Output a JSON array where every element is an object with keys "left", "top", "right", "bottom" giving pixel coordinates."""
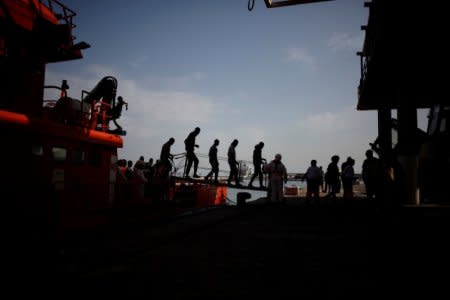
[{"left": 248, "top": 0, "right": 255, "bottom": 11}]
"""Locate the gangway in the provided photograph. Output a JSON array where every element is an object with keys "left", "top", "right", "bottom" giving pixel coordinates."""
[{"left": 170, "top": 152, "right": 269, "bottom": 191}]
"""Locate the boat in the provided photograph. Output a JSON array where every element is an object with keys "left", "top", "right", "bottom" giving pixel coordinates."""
[{"left": 0, "top": 0, "right": 227, "bottom": 233}]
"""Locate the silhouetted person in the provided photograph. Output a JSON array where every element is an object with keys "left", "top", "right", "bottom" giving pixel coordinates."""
[
  {"left": 325, "top": 155, "right": 340, "bottom": 199},
  {"left": 107, "top": 96, "right": 128, "bottom": 131},
  {"left": 134, "top": 156, "right": 145, "bottom": 171},
  {"left": 160, "top": 137, "right": 175, "bottom": 171},
  {"left": 305, "top": 159, "right": 322, "bottom": 202},
  {"left": 319, "top": 166, "right": 326, "bottom": 192},
  {"left": 362, "top": 150, "right": 381, "bottom": 200},
  {"left": 125, "top": 160, "right": 134, "bottom": 180},
  {"left": 134, "top": 156, "right": 147, "bottom": 182},
  {"left": 184, "top": 127, "right": 200, "bottom": 178},
  {"left": 342, "top": 157, "right": 355, "bottom": 200},
  {"left": 248, "top": 142, "right": 266, "bottom": 188},
  {"left": 227, "top": 139, "right": 240, "bottom": 186},
  {"left": 264, "top": 154, "right": 288, "bottom": 203},
  {"left": 205, "top": 139, "right": 220, "bottom": 184},
  {"left": 341, "top": 156, "right": 352, "bottom": 179},
  {"left": 144, "top": 158, "right": 154, "bottom": 181}
]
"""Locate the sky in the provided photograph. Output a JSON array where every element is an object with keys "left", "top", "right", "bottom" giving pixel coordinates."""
[{"left": 44, "top": 0, "right": 427, "bottom": 174}]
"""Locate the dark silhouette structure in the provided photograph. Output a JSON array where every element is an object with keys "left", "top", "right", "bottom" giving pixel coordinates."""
[
  {"left": 248, "top": 142, "right": 266, "bottom": 188},
  {"left": 184, "top": 127, "right": 200, "bottom": 178},
  {"left": 205, "top": 139, "right": 220, "bottom": 183},
  {"left": 358, "top": 0, "right": 449, "bottom": 204}
]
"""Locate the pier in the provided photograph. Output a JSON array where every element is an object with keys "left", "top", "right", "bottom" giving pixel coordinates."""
[{"left": 14, "top": 197, "right": 450, "bottom": 298}]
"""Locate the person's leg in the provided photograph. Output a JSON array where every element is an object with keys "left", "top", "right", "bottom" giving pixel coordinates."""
[
  {"left": 193, "top": 154, "right": 200, "bottom": 177},
  {"left": 213, "top": 161, "right": 219, "bottom": 182},
  {"left": 185, "top": 151, "right": 193, "bottom": 177}
]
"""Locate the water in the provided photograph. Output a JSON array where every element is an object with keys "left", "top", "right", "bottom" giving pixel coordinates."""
[{"left": 226, "top": 180, "right": 306, "bottom": 204}]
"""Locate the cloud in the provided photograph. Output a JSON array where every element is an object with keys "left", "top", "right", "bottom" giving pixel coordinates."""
[
  {"left": 129, "top": 55, "right": 148, "bottom": 68},
  {"left": 286, "top": 106, "right": 378, "bottom": 172},
  {"left": 144, "top": 72, "right": 207, "bottom": 89},
  {"left": 299, "top": 111, "right": 340, "bottom": 135},
  {"left": 285, "top": 47, "right": 314, "bottom": 66},
  {"left": 297, "top": 106, "right": 375, "bottom": 136},
  {"left": 326, "top": 32, "right": 363, "bottom": 52}
]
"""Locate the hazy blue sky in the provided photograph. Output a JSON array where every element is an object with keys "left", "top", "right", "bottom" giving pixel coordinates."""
[{"left": 44, "top": 0, "right": 427, "bottom": 173}]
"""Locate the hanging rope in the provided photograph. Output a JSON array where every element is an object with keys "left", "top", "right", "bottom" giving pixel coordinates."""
[{"left": 248, "top": 0, "right": 255, "bottom": 11}]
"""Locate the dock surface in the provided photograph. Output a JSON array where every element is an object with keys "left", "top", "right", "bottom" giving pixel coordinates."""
[{"left": 12, "top": 197, "right": 450, "bottom": 298}]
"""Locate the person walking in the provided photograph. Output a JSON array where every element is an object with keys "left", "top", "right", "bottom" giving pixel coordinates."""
[
  {"left": 184, "top": 127, "right": 200, "bottom": 178},
  {"left": 160, "top": 137, "right": 175, "bottom": 172},
  {"left": 205, "top": 139, "right": 220, "bottom": 184},
  {"left": 248, "top": 142, "right": 266, "bottom": 188},
  {"left": 227, "top": 139, "right": 241, "bottom": 186}
]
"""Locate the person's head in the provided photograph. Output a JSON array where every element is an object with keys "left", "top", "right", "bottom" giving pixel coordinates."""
[
  {"left": 258, "top": 141, "right": 264, "bottom": 148},
  {"left": 194, "top": 127, "right": 201, "bottom": 134},
  {"left": 139, "top": 156, "right": 144, "bottom": 161},
  {"left": 331, "top": 155, "right": 339, "bottom": 163},
  {"left": 117, "top": 96, "right": 124, "bottom": 103},
  {"left": 311, "top": 159, "right": 317, "bottom": 166},
  {"left": 148, "top": 158, "right": 153, "bottom": 165},
  {"left": 127, "top": 160, "right": 133, "bottom": 167},
  {"left": 232, "top": 139, "right": 239, "bottom": 146},
  {"left": 365, "top": 149, "right": 373, "bottom": 158},
  {"left": 214, "top": 139, "right": 219, "bottom": 146},
  {"left": 274, "top": 153, "right": 282, "bottom": 162},
  {"left": 169, "top": 137, "right": 175, "bottom": 145}
]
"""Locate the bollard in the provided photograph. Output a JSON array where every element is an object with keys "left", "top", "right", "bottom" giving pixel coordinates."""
[{"left": 237, "top": 192, "right": 252, "bottom": 207}]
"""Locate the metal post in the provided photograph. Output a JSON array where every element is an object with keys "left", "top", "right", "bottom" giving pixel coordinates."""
[
  {"left": 397, "top": 106, "right": 419, "bottom": 205},
  {"left": 377, "top": 108, "right": 392, "bottom": 161}
]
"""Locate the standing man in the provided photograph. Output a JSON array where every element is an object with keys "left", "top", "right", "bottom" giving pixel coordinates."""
[
  {"left": 325, "top": 155, "right": 340, "bottom": 199},
  {"left": 205, "top": 139, "right": 220, "bottom": 184},
  {"left": 264, "top": 154, "right": 288, "bottom": 203},
  {"left": 362, "top": 150, "right": 381, "bottom": 199},
  {"left": 248, "top": 142, "right": 266, "bottom": 188},
  {"left": 227, "top": 139, "right": 241, "bottom": 186},
  {"left": 304, "top": 159, "right": 322, "bottom": 202},
  {"left": 184, "top": 127, "right": 201, "bottom": 178}
]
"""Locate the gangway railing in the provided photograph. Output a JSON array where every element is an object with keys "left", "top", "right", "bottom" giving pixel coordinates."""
[{"left": 171, "top": 152, "right": 268, "bottom": 189}]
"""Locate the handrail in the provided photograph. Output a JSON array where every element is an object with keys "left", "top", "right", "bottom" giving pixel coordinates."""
[{"left": 40, "top": 0, "right": 77, "bottom": 43}]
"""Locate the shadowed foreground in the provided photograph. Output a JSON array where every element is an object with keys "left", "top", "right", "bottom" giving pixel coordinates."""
[{"left": 12, "top": 198, "right": 450, "bottom": 298}]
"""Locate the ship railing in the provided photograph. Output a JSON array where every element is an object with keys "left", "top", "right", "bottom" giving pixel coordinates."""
[
  {"left": 80, "top": 90, "right": 111, "bottom": 132},
  {"left": 41, "top": 0, "right": 78, "bottom": 45},
  {"left": 43, "top": 83, "right": 90, "bottom": 126}
]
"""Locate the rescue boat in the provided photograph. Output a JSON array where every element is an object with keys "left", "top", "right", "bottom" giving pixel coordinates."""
[{"left": 0, "top": 0, "right": 227, "bottom": 231}]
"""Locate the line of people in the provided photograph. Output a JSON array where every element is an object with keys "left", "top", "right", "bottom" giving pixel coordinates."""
[
  {"left": 121, "top": 127, "right": 391, "bottom": 205},
  {"left": 158, "top": 127, "right": 288, "bottom": 203},
  {"left": 302, "top": 150, "right": 387, "bottom": 203}
]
